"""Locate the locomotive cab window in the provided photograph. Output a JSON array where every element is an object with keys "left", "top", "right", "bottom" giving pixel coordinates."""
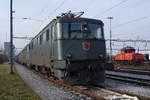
[
  {"left": 62, "top": 22, "right": 104, "bottom": 39},
  {"left": 88, "top": 23, "right": 103, "bottom": 39},
  {"left": 63, "top": 22, "right": 82, "bottom": 39},
  {"left": 70, "top": 23, "right": 82, "bottom": 39}
]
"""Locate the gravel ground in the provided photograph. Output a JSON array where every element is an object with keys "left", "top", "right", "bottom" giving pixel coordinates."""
[
  {"left": 105, "top": 79, "right": 150, "bottom": 98},
  {"left": 105, "top": 71, "right": 150, "bottom": 98},
  {"left": 15, "top": 63, "right": 91, "bottom": 100}
]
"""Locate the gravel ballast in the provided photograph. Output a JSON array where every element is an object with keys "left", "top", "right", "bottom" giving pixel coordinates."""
[
  {"left": 105, "top": 71, "right": 150, "bottom": 97},
  {"left": 15, "top": 63, "right": 91, "bottom": 100}
]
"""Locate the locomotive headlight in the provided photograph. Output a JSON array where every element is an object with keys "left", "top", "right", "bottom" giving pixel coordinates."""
[{"left": 66, "top": 53, "right": 72, "bottom": 59}]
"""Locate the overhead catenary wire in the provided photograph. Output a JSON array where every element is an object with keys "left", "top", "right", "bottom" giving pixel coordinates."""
[
  {"left": 13, "top": 17, "right": 44, "bottom": 22},
  {"left": 105, "top": 39, "right": 150, "bottom": 43},
  {"left": 107, "top": 48, "right": 150, "bottom": 51},
  {"left": 13, "top": 36, "right": 33, "bottom": 40},
  {"left": 105, "top": 39, "right": 150, "bottom": 54},
  {"left": 94, "top": 0, "right": 127, "bottom": 17},
  {"left": 81, "top": 0, "right": 96, "bottom": 10},
  {"left": 113, "top": 16, "right": 149, "bottom": 29},
  {"left": 37, "top": 2, "right": 51, "bottom": 17},
  {"left": 33, "top": 0, "right": 68, "bottom": 35},
  {"left": 106, "top": 39, "right": 150, "bottom": 51},
  {"left": 48, "top": 0, "right": 67, "bottom": 18}
]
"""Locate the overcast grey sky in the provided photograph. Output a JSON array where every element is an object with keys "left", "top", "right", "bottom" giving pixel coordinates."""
[{"left": 0, "top": 0, "right": 150, "bottom": 54}]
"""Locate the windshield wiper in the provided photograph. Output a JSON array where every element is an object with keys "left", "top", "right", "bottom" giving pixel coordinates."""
[
  {"left": 72, "top": 32, "right": 80, "bottom": 39},
  {"left": 71, "top": 30, "right": 81, "bottom": 39}
]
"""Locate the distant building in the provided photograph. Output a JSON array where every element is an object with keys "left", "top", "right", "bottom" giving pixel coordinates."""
[
  {"left": 4, "top": 42, "right": 15, "bottom": 61},
  {"left": 4, "top": 42, "right": 10, "bottom": 59}
]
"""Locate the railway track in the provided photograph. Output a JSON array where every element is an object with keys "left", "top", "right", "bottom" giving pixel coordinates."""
[
  {"left": 113, "top": 64, "right": 150, "bottom": 75},
  {"left": 114, "top": 69, "right": 150, "bottom": 76},
  {"left": 120, "top": 67, "right": 150, "bottom": 71},
  {"left": 17, "top": 63, "right": 150, "bottom": 100},
  {"left": 106, "top": 73, "right": 150, "bottom": 86},
  {"left": 114, "top": 64, "right": 150, "bottom": 74}
]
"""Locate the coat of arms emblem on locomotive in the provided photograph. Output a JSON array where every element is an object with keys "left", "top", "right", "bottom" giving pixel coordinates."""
[{"left": 82, "top": 42, "right": 90, "bottom": 51}]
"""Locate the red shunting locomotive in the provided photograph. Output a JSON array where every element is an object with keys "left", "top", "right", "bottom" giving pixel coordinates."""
[{"left": 115, "top": 47, "right": 145, "bottom": 64}]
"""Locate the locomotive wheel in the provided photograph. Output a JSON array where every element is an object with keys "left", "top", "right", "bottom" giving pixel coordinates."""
[{"left": 46, "top": 68, "right": 52, "bottom": 77}]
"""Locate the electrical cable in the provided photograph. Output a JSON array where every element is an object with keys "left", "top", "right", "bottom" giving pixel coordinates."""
[
  {"left": 94, "top": 0, "right": 127, "bottom": 17},
  {"left": 13, "top": 17, "right": 44, "bottom": 22},
  {"left": 33, "top": 0, "right": 68, "bottom": 34},
  {"left": 48, "top": 0, "right": 67, "bottom": 18},
  {"left": 113, "top": 16, "right": 149, "bottom": 29}
]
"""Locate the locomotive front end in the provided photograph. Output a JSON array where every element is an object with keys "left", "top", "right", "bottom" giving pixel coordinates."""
[{"left": 53, "top": 17, "right": 106, "bottom": 83}]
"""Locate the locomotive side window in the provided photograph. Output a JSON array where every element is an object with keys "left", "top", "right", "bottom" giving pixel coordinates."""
[
  {"left": 33, "top": 40, "right": 35, "bottom": 48},
  {"left": 40, "top": 34, "right": 43, "bottom": 45},
  {"left": 50, "top": 25, "right": 54, "bottom": 56},
  {"left": 29, "top": 44, "right": 31, "bottom": 50},
  {"left": 37, "top": 37, "right": 39, "bottom": 45},
  {"left": 38, "top": 36, "right": 40, "bottom": 45},
  {"left": 46, "top": 29, "right": 49, "bottom": 41},
  {"left": 63, "top": 23, "right": 69, "bottom": 38},
  {"left": 33, "top": 39, "right": 36, "bottom": 48},
  {"left": 31, "top": 41, "right": 33, "bottom": 49},
  {"left": 36, "top": 38, "right": 38, "bottom": 45}
]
